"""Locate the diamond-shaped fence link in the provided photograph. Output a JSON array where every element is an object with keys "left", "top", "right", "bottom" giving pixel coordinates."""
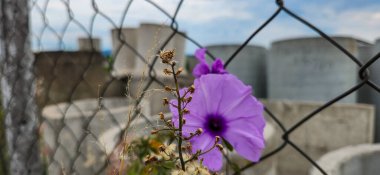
[{"left": 0, "top": 0, "right": 379, "bottom": 174}]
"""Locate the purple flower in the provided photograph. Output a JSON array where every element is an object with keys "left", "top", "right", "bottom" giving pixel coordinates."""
[
  {"left": 170, "top": 74, "right": 265, "bottom": 171},
  {"left": 192, "top": 48, "right": 228, "bottom": 78}
]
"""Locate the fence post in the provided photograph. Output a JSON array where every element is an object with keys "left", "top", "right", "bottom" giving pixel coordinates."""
[{"left": 0, "top": 0, "right": 42, "bottom": 174}]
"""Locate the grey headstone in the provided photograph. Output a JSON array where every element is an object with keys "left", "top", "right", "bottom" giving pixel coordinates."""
[
  {"left": 78, "top": 37, "right": 101, "bottom": 52},
  {"left": 206, "top": 44, "right": 267, "bottom": 98},
  {"left": 268, "top": 37, "right": 363, "bottom": 103}
]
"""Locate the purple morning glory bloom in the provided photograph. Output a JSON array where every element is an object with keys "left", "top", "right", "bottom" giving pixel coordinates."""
[
  {"left": 170, "top": 74, "right": 265, "bottom": 171},
  {"left": 192, "top": 48, "right": 228, "bottom": 78}
]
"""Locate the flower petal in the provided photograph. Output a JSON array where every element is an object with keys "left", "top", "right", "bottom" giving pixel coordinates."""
[
  {"left": 211, "top": 58, "right": 227, "bottom": 74},
  {"left": 199, "top": 146, "right": 223, "bottom": 171},
  {"left": 169, "top": 87, "right": 207, "bottom": 137},
  {"left": 224, "top": 95, "right": 264, "bottom": 122},
  {"left": 222, "top": 117, "right": 265, "bottom": 162},
  {"left": 195, "top": 48, "right": 207, "bottom": 63},
  {"left": 169, "top": 88, "right": 188, "bottom": 127},
  {"left": 170, "top": 97, "right": 204, "bottom": 136},
  {"left": 214, "top": 74, "right": 263, "bottom": 121},
  {"left": 183, "top": 114, "right": 205, "bottom": 136},
  {"left": 190, "top": 132, "right": 223, "bottom": 171},
  {"left": 190, "top": 132, "right": 213, "bottom": 154},
  {"left": 169, "top": 87, "right": 189, "bottom": 118},
  {"left": 195, "top": 75, "right": 226, "bottom": 114},
  {"left": 192, "top": 63, "right": 210, "bottom": 78}
]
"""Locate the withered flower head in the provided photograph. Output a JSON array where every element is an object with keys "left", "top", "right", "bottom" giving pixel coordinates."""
[{"left": 159, "top": 49, "right": 175, "bottom": 64}]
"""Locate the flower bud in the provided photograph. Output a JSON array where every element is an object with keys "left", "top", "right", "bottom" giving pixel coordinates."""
[
  {"left": 216, "top": 144, "right": 223, "bottom": 151},
  {"left": 196, "top": 128, "right": 203, "bottom": 135},
  {"left": 166, "top": 120, "right": 172, "bottom": 127},
  {"left": 200, "top": 158, "right": 204, "bottom": 164},
  {"left": 215, "top": 136, "right": 220, "bottom": 142},
  {"left": 189, "top": 85, "right": 195, "bottom": 93},
  {"left": 183, "top": 108, "right": 190, "bottom": 114},
  {"left": 186, "top": 96, "right": 192, "bottom": 103}
]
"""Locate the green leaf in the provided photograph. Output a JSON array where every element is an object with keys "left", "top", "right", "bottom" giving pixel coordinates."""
[{"left": 222, "top": 137, "right": 234, "bottom": 151}]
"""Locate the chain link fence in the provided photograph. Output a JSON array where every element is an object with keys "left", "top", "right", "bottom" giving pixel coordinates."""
[{"left": 0, "top": 0, "right": 379, "bottom": 174}]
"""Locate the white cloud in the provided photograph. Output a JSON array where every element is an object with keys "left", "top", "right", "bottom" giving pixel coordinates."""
[
  {"left": 298, "top": 3, "right": 380, "bottom": 43},
  {"left": 30, "top": 0, "right": 260, "bottom": 51},
  {"left": 30, "top": 0, "right": 380, "bottom": 52},
  {"left": 334, "top": 10, "right": 380, "bottom": 42},
  {"left": 177, "top": 0, "right": 255, "bottom": 23}
]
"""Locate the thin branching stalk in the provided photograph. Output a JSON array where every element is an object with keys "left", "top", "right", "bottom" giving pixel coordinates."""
[{"left": 171, "top": 63, "right": 186, "bottom": 171}]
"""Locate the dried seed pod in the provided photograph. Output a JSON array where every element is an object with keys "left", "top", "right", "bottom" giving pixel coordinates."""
[
  {"left": 183, "top": 108, "right": 190, "bottom": 114},
  {"left": 176, "top": 67, "right": 184, "bottom": 75},
  {"left": 163, "top": 68, "right": 172, "bottom": 75},
  {"left": 158, "top": 112, "right": 165, "bottom": 120},
  {"left": 189, "top": 85, "right": 195, "bottom": 93},
  {"left": 151, "top": 130, "right": 158, "bottom": 134},
  {"left": 158, "top": 145, "right": 166, "bottom": 152},
  {"left": 145, "top": 156, "right": 158, "bottom": 164},
  {"left": 186, "top": 96, "right": 193, "bottom": 103},
  {"left": 162, "top": 98, "right": 169, "bottom": 105},
  {"left": 164, "top": 86, "right": 172, "bottom": 92}
]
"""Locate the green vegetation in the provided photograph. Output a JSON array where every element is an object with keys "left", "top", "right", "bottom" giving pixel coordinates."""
[
  {"left": 105, "top": 55, "right": 114, "bottom": 72},
  {"left": 123, "top": 133, "right": 175, "bottom": 175}
]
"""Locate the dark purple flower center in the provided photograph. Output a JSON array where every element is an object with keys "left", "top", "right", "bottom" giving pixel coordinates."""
[{"left": 204, "top": 114, "right": 227, "bottom": 136}]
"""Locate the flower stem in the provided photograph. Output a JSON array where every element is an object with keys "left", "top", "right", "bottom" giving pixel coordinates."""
[{"left": 171, "top": 63, "right": 186, "bottom": 171}]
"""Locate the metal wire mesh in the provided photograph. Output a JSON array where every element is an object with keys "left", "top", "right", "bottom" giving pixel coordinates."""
[{"left": 0, "top": 0, "right": 379, "bottom": 174}]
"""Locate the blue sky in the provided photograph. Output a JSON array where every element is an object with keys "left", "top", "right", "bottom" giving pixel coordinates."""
[{"left": 31, "top": 0, "right": 380, "bottom": 54}]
